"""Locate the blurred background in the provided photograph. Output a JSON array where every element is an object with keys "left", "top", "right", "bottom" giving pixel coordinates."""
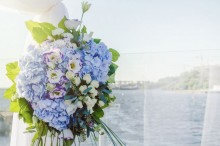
[{"left": 0, "top": 0, "right": 220, "bottom": 146}]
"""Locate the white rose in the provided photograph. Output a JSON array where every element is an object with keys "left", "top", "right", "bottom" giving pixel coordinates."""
[
  {"left": 77, "top": 101, "right": 83, "bottom": 108},
  {"left": 52, "top": 28, "right": 64, "bottom": 36},
  {"left": 91, "top": 80, "right": 99, "bottom": 88},
  {"left": 83, "top": 74, "right": 92, "bottom": 84},
  {"left": 66, "top": 71, "right": 74, "bottom": 80},
  {"left": 98, "top": 101, "right": 105, "bottom": 107},
  {"left": 59, "top": 129, "right": 74, "bottom": 140},
  {"left": 64, "top": 19, "right": 81, "bottom": 30},
  {"left": 79, "top": 85, "right": 87, "bottom": 94},
  {"left": 74, "top": 76, "right": 81, "bottom": 86},
  {"left": 62, "top": 33, "right": 74, "bottom": 39}
]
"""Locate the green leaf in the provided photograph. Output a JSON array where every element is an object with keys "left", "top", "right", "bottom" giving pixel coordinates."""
[
  {"left": 19, "top": 98, "right": 33, "bottom": 123},
  {"left": 93, "top": 105, "right": 104, "bottom": 118},
  {"left": 81, "top": 25, "right": 87, "bottom": 33},
  {"left": 94, "top": 38, "right": 101, "bottom": 44},
  {"left": 108, "top": 73, "right": 116, "bottom": 83},
  {"left": 64, "top": 95, "right": 76, "bottom": 100},
  {"left": 6, "top": 61, "right": 20, "bottom": 82},
  {"left": 25, "top": 20, "right": 56, "bottom": 43},
  {"left": 83, "top": 87, "right": 92, "bottom": 94},
  {"left": 108, "top": 63, "right": 118, "bottom": 76},
  {"left": 58, "top": 16, "right": 69, "bottom": 32},
  {"left": 65, "top": 140, "right": 74, "bottom": 146},
  {"left": 100, "top": 94, "right": 107, "bottom": 104},
  {"left": 4, "top": 83, "right": 16, "bottom": 99},
  {"left": 31, "top": 27, "right": 50, "bottom": 44},
  {"left": 109, "top": 48, "right": 120, "bottom": 62},
  {"left": 10, "top": 99, "right": 20, "bottom": 112}
]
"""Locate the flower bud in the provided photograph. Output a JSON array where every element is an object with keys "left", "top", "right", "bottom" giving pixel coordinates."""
[
  {"left": 83, "top": 74, "right": 92, "bottom": 84},
  {"left": 91, "top": 80, "right": 99, "bottom": 88}
]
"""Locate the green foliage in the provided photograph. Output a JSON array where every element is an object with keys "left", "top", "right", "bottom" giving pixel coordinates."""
[
  {"left": 9, "top": 99, "right": 20, "bottom": 112},
  {"left": 83, "top": 87, "right": 92, "bottom": 94},
  {"left": 18, "top": 98, "right": 33, "bottom": 123},
  {"left": 58, "top": 16, "right": 69, "bottom": 32},
  {"left": 4, "top": 83, "right": 16, "bottom": 99},
  {"left": 94, "top": 38, "right": 101, "bottom": 44},
  {"left": 81, "top": 25, "right": 87, "bottom": 33},
  {"left": 26, "top": 21, "right": 56, "bottom": 43},
  {"left": 109, "top": 48, "right": 120, "bottom": 62},
  {"left": 6, "top": 61, "right": 20, "bottom": 82},
  {"left": 93, "top": 105, "right": 104, "bottom": 118},
  {"left": 108, "top": 63, "right": 118, "bottom": 76},
  {"left": 108, "top": 73, "right": 116, "bottom": 83}
]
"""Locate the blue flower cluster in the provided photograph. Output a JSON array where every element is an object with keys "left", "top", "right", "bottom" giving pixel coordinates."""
[
  {"left": 79, "top": 40, "right": 112, "bottom": 83},
  {"left": 34, "top": 99, "right": 69, "bottom": 131},
  {"left": 17, "top": 45, "right": 47, "bottom": 103}
]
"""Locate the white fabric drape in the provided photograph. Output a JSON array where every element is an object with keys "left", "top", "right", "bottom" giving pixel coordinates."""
[{"left": 0, "top": 1, "right": 68, "bottom": 146}]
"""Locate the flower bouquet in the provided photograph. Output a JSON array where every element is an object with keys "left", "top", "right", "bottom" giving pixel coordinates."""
[{"left": 4, "top": 2, "right": 125, "bottom": 146}]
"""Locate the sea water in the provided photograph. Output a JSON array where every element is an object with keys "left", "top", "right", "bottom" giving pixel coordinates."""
[{"left": 0, "top": 89, "right": 207, "bottom": 146}]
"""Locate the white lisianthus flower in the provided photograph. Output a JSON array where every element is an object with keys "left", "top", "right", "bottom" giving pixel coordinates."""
[
  {"left": 59, "top": 129, "right": 74, "bottom": 140},
  {"left": 79, "top": 85, "right": 87, "bottom": 94},
  {"left": 77, "top": 101, "right": 83, "bottom": 108},
  {"left": 68, "top": 58, "right": 82, "bottom": 74},
  {"left": 52, "top": 28, "right": 64, "bottom": 36},
  {"left": 62, "top": 33, "right": 74, "bottom": 39},
  {"left": 64, "top": 19, "right": 81, "bottom": 30},
  {"left": 74, "top": 76, "right": 81, "bottom": 86},
  {"left": 47, "top": 70, "right": 64, "bottom": 84},
  {"left": 66, "top": 104, "right": 77, "bottom": 115},
  {"left": 66, "top": 71, "right": 74, "bottom": 80},
  {"left": 98, "top": 101, "right": 105, "bottom": 107},
  {"left": 91, "top": 80, "right": 99, "bottom": 88},
  {"left": 83, "top": 74, "right": 92, "bottom": 84},
  {"left": 84, "top": 97, "right": 97, "bottom": 113},
  {"left": 83, "top": 32, "right": 93, "bottom": 42}
]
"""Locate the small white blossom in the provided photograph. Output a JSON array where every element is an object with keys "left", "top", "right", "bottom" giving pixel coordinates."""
[
  {"left": 64, "top": 19, "right": 81, "bottom": 30},
  {"left": 74, "top": 76, "right": 81, "bottom": 86},
  {"left": 68, "top": 58, "right": 82, "bottom": 74},
  {"left": 71, "top": 43, "right": 77, "bottom": 48},
  {"left": 66, "top": 104, "right": 77, "bottom": 115},
  {"left": 98, "top": 101, "right": 105, "bottom": 107},
  {"left": 66, "top": 71, "right": 74, "bottom": 80},
  {"left": 62, "top": 33, "right": 74, "bottom": 39},
  {"left": 77, "top": 101, "right": 83, "bottom": 108},
  {"left": 83, "top": 74, "right": 92, "bottom": 84},
  {"left": 79, "top": 85, "right": 87, "bottom": 94},
  {"left": 91, "top": 80, "right": 99, "bottom": 88},
  {"left": 82, "top": 1, "right": 91, "bottom": 13},
  {"left": 91, "top": 90, "right": 98, "bottom": 98},
  {"left": 83, "top": 32, "right": 93, "bottom": 42},
  {"left": 59, "top": 129, "right": 74, "bottom": 139},
  {"left": 52, "top": 28, "right": 64, "bottom": 36}
]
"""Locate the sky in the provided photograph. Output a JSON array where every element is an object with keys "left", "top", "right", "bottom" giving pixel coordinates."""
[{"left": 0, "top": 0, "right": 220, "bottom": 87}]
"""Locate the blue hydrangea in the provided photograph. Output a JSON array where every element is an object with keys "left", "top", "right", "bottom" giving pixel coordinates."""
[
  {"left": 34, "top": 99, "right": 69, "bottom": 131},
  {"left": 17, "top": 45, "right": 48, "bottom": 103},
  {"left": 79, "top": 40, "right": 112, "bottom": 83}
]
